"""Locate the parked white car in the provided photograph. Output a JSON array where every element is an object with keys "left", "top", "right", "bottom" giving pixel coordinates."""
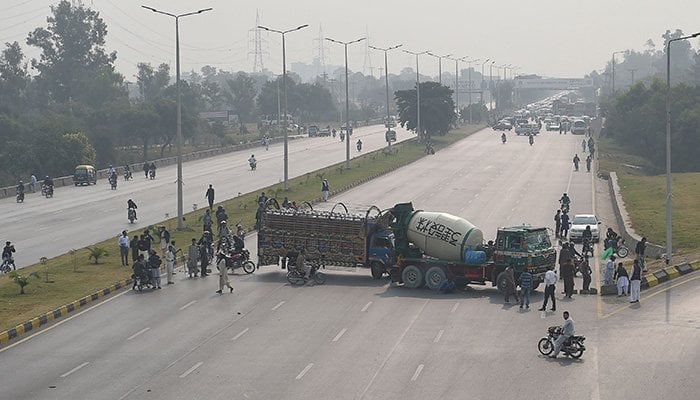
[{"left": 569, "top": 214, "right": 601, "bottom": 242}]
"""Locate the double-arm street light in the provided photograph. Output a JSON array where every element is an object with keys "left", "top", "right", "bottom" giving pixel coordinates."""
[
  {"left": 142, "top": 5, "right": 212, "bottom": 230},
  {"left": 611, "top": 50, "right": 624, "bottom": 93},
  {"left": 369, "top": 43, "right": 402, "bottom": 145},
  {"left": 403, "top": 50, "right": 430, "bottom": 139},
  {"left": 665, "top": 31, "right": 699, "bottom": 265},
  {"left": 480, "top": 59, "right": 490, "bottom": 103},
  {"left": 466, "top": 58, "right": 480, "bottom": 124},
  {"left": 446, "top": 56, "right": 466, "bottom": 123},
  {"left": 258, "top": 23, "right": 309, "bottom": 191},
  {"left": 326, "top": 36, "right": 365, "bottom": 167},
  {"left": 427, "top": 52, "right": 451, "bottom": 85}
]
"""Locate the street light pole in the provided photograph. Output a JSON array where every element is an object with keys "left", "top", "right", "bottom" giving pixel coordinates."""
[
  {"left": 446, "top": 56, "right": 465, "bottom": 124},
  {"left": 258, "top": 24, "right": 308, "bottom": 191},
  {"left": 665, "top": 31, "right": 700, "bottom": 265},
  {"left": 404, "top": 50, "right": 430, "bottom": 139},
  {"left": 480, "top": 59, "right": 490, "bottom": 104},
  {"left": 369, "top": 44, "right": 402, "bottom": 145},
  {"left": 142, "top": 5, "right": 212, "bottom": 230},
  {"left": 427, "top": 53, "right": 451, "bottom": 85},
  {"left": 467, "top": 58, "right": 479, "bottom": 124},
  {"left": 327, "top": 36, "right": 366, "bottom": 167},
  {"left": 611, "top": 51, "right": 624, "bottom": 94}
]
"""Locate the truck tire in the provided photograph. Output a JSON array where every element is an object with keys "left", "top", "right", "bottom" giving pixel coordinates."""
[
  {"left": 425, "top": 266, "right": 447, "bottom": 291},
  {"left": 401, "top": 265, "right": 424, "bottom": 289},
  {"left": 496, "top": 272, "right": 507, "bottom": 294},
  {"left": 370, "top": 262, "right": 384, "bottom": 280}
]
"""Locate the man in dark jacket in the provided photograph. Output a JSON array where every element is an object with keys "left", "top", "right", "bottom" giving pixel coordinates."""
[
  {"left": 148, "top": 250, "right": 162, "bottom": 289},
  {"left": 205, "top": 184, "right": 215, "bottom": 210},
  {"left": 559, "top": 243, "right": 575, "bottom": 298},
  {"left": 635, "top": 237, "right": 647, "bottom": 271}
]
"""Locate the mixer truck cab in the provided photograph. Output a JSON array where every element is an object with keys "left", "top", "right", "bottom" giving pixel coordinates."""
[{"left": 386, "top": 202, "right": 556, "bottom": 292}]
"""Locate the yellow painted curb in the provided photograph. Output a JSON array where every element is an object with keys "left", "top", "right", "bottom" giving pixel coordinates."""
[
  {"left": 690, "top": 262, "right": 700, "bottom": 271},
  {"left": 663, "top": 266, "right": 679, "bottom": 280},
  {"left": 645, "top": 274, "right": 659, "bottom": 287},
  {"left": 0, "top": 331, "right": 8, "bottom": 344}
]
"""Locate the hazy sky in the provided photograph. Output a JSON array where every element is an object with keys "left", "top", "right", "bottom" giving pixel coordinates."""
[{"left": 3, "top": 0, "right": 699, "bottom": 81}]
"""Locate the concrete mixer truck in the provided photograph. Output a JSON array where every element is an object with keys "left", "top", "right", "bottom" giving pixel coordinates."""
[{"left": 387, "top": 202, "right": 556, "bottom": 292}]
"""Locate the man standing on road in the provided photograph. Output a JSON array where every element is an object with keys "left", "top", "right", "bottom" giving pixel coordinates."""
[
  {"left": 130, "top": 235, "right": 140, "bottom": 264},
  {"left": 519, "top": 269, "right": 532, "bottom": 309},
  {"left": 629, "top": 259, "right": 642, "bottom": 303},
  {"left": 559, "top": 243, "right": 575, "bottom": 298},
  {"left": 216, "top": 253, "right": 234, "bottom": 294},
  {"left": 118, "top": 231, "right": 130, "bottom": 266},
  {"left": 205, "top": 184, "right": 215, "bottom": 211},
  {"left": 573, "top": 154, "right": 580, "bottom": 171},
  {"left": 187, "top": 238, "right": 199, "bottom": 278},
  {"left": 143, "top": 162, "right": 149, "bottom": 178},
  {"left": 635, "top": 237, "right": 647, "bottom": 271},
  {"left": 604, "top": 255, "right": 616, "bottom": 285},
  {"left": 586, "top": 154, "right": 592, "bottom": 172},
  {"left": 550, "top": 311, "right": 575, "bottom": 358},
  {"left": 539, "top": 266, "right": 557, "bottom": 311},
  {"left": 165, "top": 241, "right": 177, "bottom": 285},
  {"left": 321, "top": 179, "right": 330, "bottom": 202},
  {"left": 30, "top": 174, "right": 37, "bottom": 193},
  {"left": 560, "top": 212, "right": 570, "bottom": 239},
  {"left": 504, "top": 265, "right": 519, "bottom": 304},
  {"left": 148, "top": 249, "right": 162, "bottom": 289},
  {"left": 554, "top": 210, "right": 561, "bottom": 238}
]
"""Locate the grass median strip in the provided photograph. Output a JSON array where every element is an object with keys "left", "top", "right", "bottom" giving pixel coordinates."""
[{"left": 0, "top": 125, "right": 484, "bottom": 331}]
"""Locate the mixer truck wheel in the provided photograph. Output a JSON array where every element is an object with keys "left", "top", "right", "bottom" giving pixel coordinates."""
[
  {"left": 370, "top": 262, "right": 384, "bottom": 279},
  {"left": 496, "top": 272, "right": 508, "bottom": 293},
  {"left": 425, "top": 266, "right": 447, "bottom": 291},
  {"left": 401, "top": 265, "right": 424, "bottom": 289}
]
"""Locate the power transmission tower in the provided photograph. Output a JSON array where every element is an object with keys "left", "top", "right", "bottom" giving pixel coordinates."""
[
  {"left": 313, "top": 24, "right": 329, "bottom": 78},
  {"left": 362, "top": 27, "right": 373, "bottom": 77},
  {"left": 249, "top": 10, "right": 268, "bottom": 73}
]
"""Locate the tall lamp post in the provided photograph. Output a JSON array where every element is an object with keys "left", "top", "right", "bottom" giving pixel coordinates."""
[
  {"left": 326, "top": 36, "right": 365, "bottom": 167},
  {"left": 258, "top": 24, "right": 309, "bottom": 191},
  {"left": 665, "top": 31, "right": 700, "bottom": 265},
  {"left": 142, "top": 5, "right": 212, "bottom": 230},
  {"left": 446, "top": 56, "right": 466, "bottom": 124},
  {"left": 404, "top": 50, "right": 430, "bottom": 139},
  {"left": 480, "top": 59, "right": 490, "bottom": 103},
  {"left": 427, "top": 52, "right": 451, "bottom": 85},
  {"left": 369, "top": 43, "right": 403, "bottom": 145},
  {"left": 611, "top": 51, "right": 624, "bottom": 94},
  {"left": 466, "top": 58, "right": 480, "bottom": 124}
]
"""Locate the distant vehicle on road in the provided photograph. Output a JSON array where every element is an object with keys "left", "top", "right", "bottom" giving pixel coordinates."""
[
  {"left": 570, "top": 119, "right": 587, "bottom": 135},
  {"left": 73, "top": 165, "right": 97, "bottom": 186},
  {"left": 568, "top": 214, "right": 601, "bottom": 242},
  {"left": 493, "top": 120, "right": 513, "bottom": 131},
  {"left": 307, "top": 125, "right": 319, "bottom": 137},
  {"left": 318, "top": 127, "right": 331, "bottom": 136}
]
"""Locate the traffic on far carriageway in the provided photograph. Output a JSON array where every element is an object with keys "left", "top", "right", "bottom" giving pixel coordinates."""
[{"left": 257, "top": 201, "right": 556, "bottom": 292}]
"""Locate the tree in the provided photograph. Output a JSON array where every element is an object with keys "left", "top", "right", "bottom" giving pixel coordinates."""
[
  {"left": 8, "top": 271, "right": 40, "bottom": 294},
  {"left": 395, "top": 82, "right": 455, "bottom": 139},
  {"left": 26, "top": 0, "right": 121, "bottom": 107},
  {"left": 137, "top": 62, "right": 170, "bottom": 102},
  {"left": 87, "top": 246, "right": 109, "bottom": 264},
  {"left": 0, "top": 41, "right": 29, "bottom": 108},
  {"left": 225, "top": 72, "right": 256, "bottom": 122}
]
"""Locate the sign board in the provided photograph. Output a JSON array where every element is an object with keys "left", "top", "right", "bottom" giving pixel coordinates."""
[{"left": 514, "top": 78, "right": 593, "bottom": 90}]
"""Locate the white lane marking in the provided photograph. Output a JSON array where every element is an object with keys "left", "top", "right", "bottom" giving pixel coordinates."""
[
  {"left": 411, "top": 364, "right": 424, "bottom": 381},
  {"left": 38, "top": 226, "right": 50, "bottom": 231},
  {"left": 126, "top": 327, "right": 150, "bottom": 341},
  {"left": 179, "top": 361, "right": 204, "bottom": 378},
  {"left": 179, "top": 300, "right": 197, "bottom": 311},
  {"left": 118, "top": 386, "right": 138, "bottom": 400},
  {"left": 332, "top": 328, "right": 347, "bottom": 342},
  {"left": 450, "top": 303, "right": 459, "bottom": 313},
  {"left": 433, "top": 330, "right": 444, "bottom": 343},
  {"left": 231, "top": 328, "right": 249, "bottom": 341},
  {"left": 60, "top": 362, "right": 89, "bottom": 378},
  {"left": 361, "top": 301, "right": 372, "bottom": 312},
  {"left": 295, "top": 363, "right": 314, "bottom": 380},
  {"left": 271, "top": 301, "right": 285, "bottom": 311}
]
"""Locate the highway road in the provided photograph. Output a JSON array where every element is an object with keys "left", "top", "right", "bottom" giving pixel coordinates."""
[
  {"left": 0, "top": 124, "right": 414, "bottom": 269},
  {"left": 1, "top": 127, "right": 698, "bottom": 399}
]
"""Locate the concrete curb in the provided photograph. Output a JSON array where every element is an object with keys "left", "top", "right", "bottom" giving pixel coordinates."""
[
  {"left": 0, "top": 278, "right": 133, "bottom": 345},
  {"left": 598, "top": 260, "right": 698, "bottom": 295}
]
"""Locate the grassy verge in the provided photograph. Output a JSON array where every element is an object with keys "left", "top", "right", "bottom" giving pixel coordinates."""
[
  {"left": 597, "top": 135, "right": 700, "bottom": 269},
  {"left": 0, "top": 125, "right": 484, "bottom": 330}
]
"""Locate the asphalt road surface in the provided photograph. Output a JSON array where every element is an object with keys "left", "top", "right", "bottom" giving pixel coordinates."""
[
  {"left": 0, "top": 125, "right": 413, "bottom": 269},
  {"left": 1, "top": 127, "right": 698, "bottom": 399}
]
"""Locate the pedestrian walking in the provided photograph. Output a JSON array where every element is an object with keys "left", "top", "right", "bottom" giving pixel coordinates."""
[
  {"left": 539, "top": 266, "right": 557, "bottom": 311},
  {"left": 560, "top": 212, "right": 570, "bottom": 238},
  {"left": 118, "top": 230, "right": 130, "bottom": 266},
  {"left": 321, "top": 179, "right": 330, "bottom": 202},
  {"left": 504, "top": 266, "right": 519, "bottom": 304},
  {"left": 635, "top": 237, "right": 647, "bottom": 271},
  {"left": 205, "top": 184, "right": 215, "bottom": 210},
  {"left": 614, "top": 262, "right": 629, "bottom": 296},
  {"left": 143, "top": 162, "right": 149, "bottom": 178},
  {"left": 216, "top": 255, "right": 234, "bottom": 294},
  {"left": 198, "top": 233, "right": 211, "bottom": 277},
  {"left": 519, "top": 269, "right": 532, "bottom": 309},
  {"left": 165, "top": 242, "right": 176, "bottom": 284},
  {"left": 187, "top": 238, "right": 199, "bottom": 278},
  {"left": 586, "top": 155, "right": 592, "bottom": 172},
  {"left": 581, "top": 139, "right": 586, "bottom": 152},
  {"left": 573, "top": 154, "right": 580, "bottom": 171},
  {"left": 603, "top": 255, "right": 616, "bottom": 285},
  {"left": 554, "top": 210, "right": 561, "bottom": 238},
  {"left": 130, "top": 235, "right": 140, "bottom": 263},
  {"left": 629, "top": 259, "right": 642, "bottom": 303},
  {"left": 30, "top": 174, "right": 37, "bottom": 193},
  {"left": 202, "top": 208, "right": 212, "bottom": 233},
  {"left": 159, "top": 226, "right": 170, "bottom": 256},
  {"left": 148, "top": 249, "right": 162, "bottom": 289}
]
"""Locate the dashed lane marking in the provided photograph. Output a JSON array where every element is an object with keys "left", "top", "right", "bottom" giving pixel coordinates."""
[
  {"left": 361, "top": 301, "right": 372, "bottom": 312},
  {"left": 332, "top": 328, "right": 347, "bottom": 342},
  {"left": 295, "top": 363, "right": 313, "bottom": 380},
  {"left": 411, "top": 364, "right": 424, "bottom": 381},
  {"left": 433, "top": 330, "right": 444, "bottom": 343},
  {"left": 179, "top": 300, "right": 197, "bottom": 311},
  {"left": 126, "top": 327, "right": 150, "bottom": 341},
  {"left": 231, "top": 328, "right": 249, "bottom": 341},
  {"left": 271, "top": 301, "right": 285, "bottom": 311},
  {"left": 179, "top": 362, "right": 203, "bottom": 378},
  {"left": 60, "top": 362, "right": 89, "bottom": 378},
  {"left": 450, "top": 303, "right": 459, "bottom": 313}
]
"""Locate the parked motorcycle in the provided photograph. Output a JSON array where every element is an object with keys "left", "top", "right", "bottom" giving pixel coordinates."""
[
  {"left": 217, "top": 249, "right": 255, "bottom": 274},
  {"left": 538, "top": 326, "right": 586, "bottom": 359},
  {"left": 287, "top": 260, "right": 326, "bottom": 285},
  {"left": 128, "top": 207, "right": 137, "bottom": 224},
  {"left": 605, "top": 237, "right": 629, "bottom": 258}
]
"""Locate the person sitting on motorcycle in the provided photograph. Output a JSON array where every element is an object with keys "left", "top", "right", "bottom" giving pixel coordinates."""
[
  {"left": 501, "top": 132, "right": 506, "bottom": 143},
  {"left": 356, "top": 139, "right": 362, "bottom": 150},
  {"left": 131, "top": 254, "right": 149, "bottom": 289},
  {"left": 296, "top": 248, "right": 312, "bottom": 279},
  {"left": 108, "top": 164, "right": 116, "bottom": 177},
  {"left": 605, "top": 228, "right": 619, "bottom": 249},
  {"left": 43, "top": 175, "right": 54, "bottom": 190},
  {"left": 550, "top": 311, "right": 575, "bottom": 358},
  {"left": 124, "top": 164, "right": 132, "bottom": 179},
  {"left": 560, "top": 193, "right": 570, "bottom": 207},
  {"left": 109, "top": 171, "right": 118, "bottom": 185},
  {"left": 127, "top": 198, "right": 138, "bottom": 220},
  {"left": 17, "top": 180, "right": 25, "bottom": 195},
  {"left": 248, "top": 154, "right": 257, "bottom": 168},
  {"left": 581, "top": 226, "right": 593, "bottom": 254},
  {"left": 2, "top": 241, "right": 16, "bottom": 270}
]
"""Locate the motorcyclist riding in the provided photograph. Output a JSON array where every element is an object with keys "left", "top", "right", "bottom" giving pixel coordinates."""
[
  {"left": 356, "top": 139, "right": 362, "bottom": 151},
  {"left": 123, "top": 164, "right": 132, "bottom": 180},
  {"left": 108, "top": 164, "right": 116, "bottom": 177},
  {"left": 16, "top": 180, "right": 25, "bottom": 202},
  {"left": 550, "top": 311, "right": 575, "bottom": 358},
  {"left": 501, "top": 132, "right": 507, "bottom": 144},
  {"left": 42, "top": 175, "right": 54, "bottom": 196},
  {"left": 2, "top": 241, "right": 16, "bottom": 271},
  {"left": 528, "top": 133, "right": 534, "bottom": 146},
  {"left": 127, "top": 199, "right": 138, "bottom": 220},
  {"left": 581, "top": 226, "right": 593, "bottom": 256},
  {"left": 559, "top": 193, "right": 571, "bottom": 211},
  {"left": 248, "top": 154, "right": 257, "bottom": 170}
]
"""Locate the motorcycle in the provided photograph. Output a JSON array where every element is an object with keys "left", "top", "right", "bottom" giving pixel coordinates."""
[
  {"left": 217, "top": 249, "right": 255, "bottom": 274},
  {"left": 425, "top": 143, "right": 435, "bottom": 154},
  {"left": 605, "top": 237, "right": 629, "bottom": 258},
  {"left": 249, "top": 159, "right": 257, "bottom": 171},
  {"left": 131, "top": 272, "right": 154, "bottom": 291},
  {"left": 501, "top": 134, "right": 507, "bottom": 144},
  {"left": 538, "top": 326, "right": 586, "bottom": 359},
  {"left": 286, "top": 260, "right": 326, "bottom": 285},
  {"left": 559, "top": 199, "right": 570, "bottom": 214},
  {"left": 124, "top": 170, "right": 132, "bottom": 181},
  {"left": 16, "top": 189, "right": 24, "bottom": 203},
  {"left": 356, "top": 141, "right": 362, "bottom": 152},
  {"left": 528, "top": 135, "right": 534, "bottom": 146},
  {"left": 0, "top": 257, "right": 15, "bottom": 273},
  {"left": 581, "top": 238, "right": 594, "bottom": 258},
  {"left": 128, "top": 207, "right": 137, "bottom": 224},
  {"left": 42, "top": 184, "right": 54, "bottom": 198},
  {"left": 339, "top": 132, "right": 345, "bottom": 142},
  {"left": 149, "top": 169, "right": 156, "bottom": 180},
  {"left": 109, "top": 175, "right": 118, "bottom": 190}
]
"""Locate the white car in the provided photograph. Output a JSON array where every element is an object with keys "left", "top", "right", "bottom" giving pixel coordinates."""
[{"left": 568, "top": 214, "right": 601, "bottom": 242}]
